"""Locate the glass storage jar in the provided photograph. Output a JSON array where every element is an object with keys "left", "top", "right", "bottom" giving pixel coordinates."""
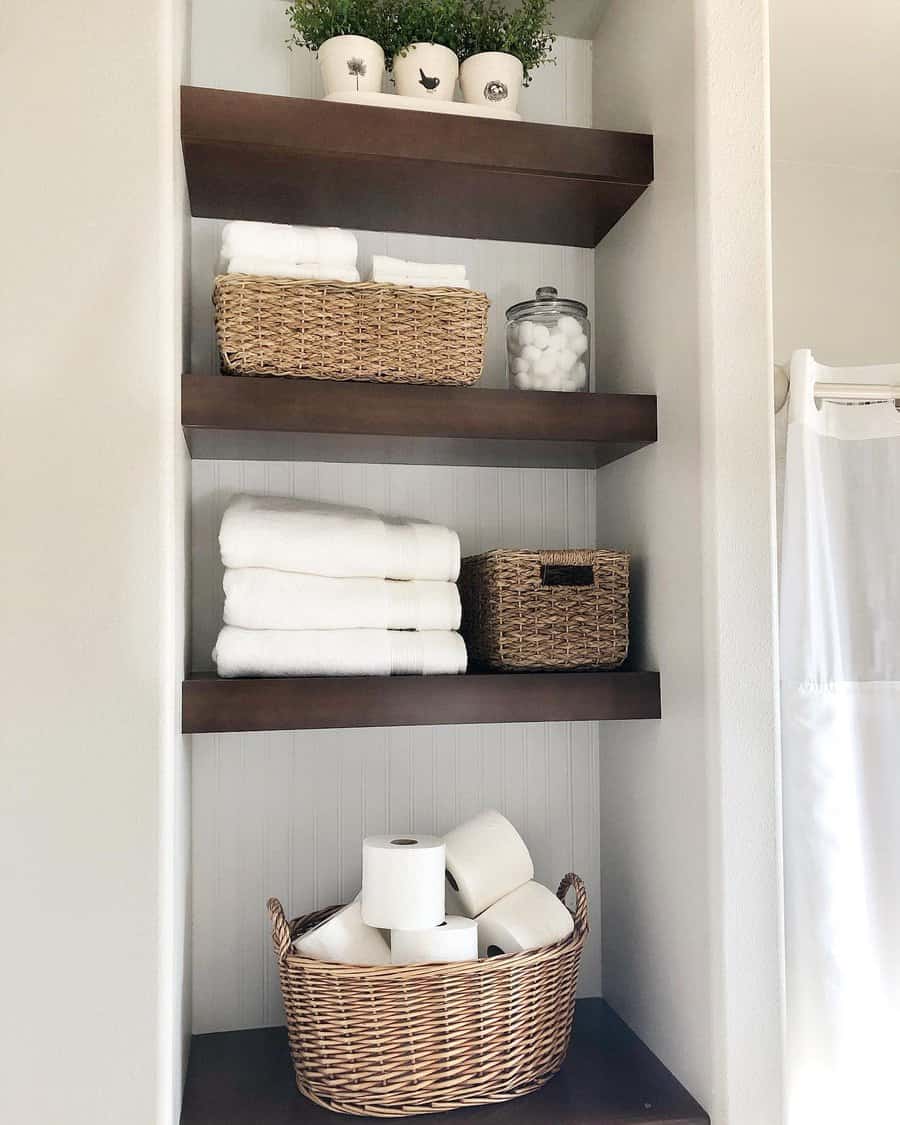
[{"left": 506, "top": 287, "right": 591, "bottom": 392}]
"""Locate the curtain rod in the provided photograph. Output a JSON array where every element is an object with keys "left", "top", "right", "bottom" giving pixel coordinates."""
[{"left": 774, "top": 365, "right": 900, "bottom": 413}]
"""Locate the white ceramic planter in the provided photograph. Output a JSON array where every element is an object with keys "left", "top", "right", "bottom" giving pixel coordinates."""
[
  {"left": 460, "top": 52, "right": 524, "bottom": 114},
  {"left": 393, "top": 43, "right": 459, "bottom": 101},
  {"left": 318, "top": 35, "right": 385, "bottom": 96}
]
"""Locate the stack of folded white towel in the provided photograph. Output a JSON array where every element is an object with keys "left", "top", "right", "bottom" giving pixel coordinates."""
[
  {"left": 212, "top": 494, "right": 468, "bottom": 678},
  {"left": 371, "top": 255, "right": 471, "bottom": 289},
  {"left": 220, "top": 220, "right": 361, "bottom": 282}
]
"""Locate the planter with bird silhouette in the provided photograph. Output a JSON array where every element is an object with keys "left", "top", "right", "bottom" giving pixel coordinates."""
[
  {"left": 317, "top": 34, "right": 385, "bottom": 96},
  {"left": 393, "top": 42, "right": 459, "bottom": 101}
]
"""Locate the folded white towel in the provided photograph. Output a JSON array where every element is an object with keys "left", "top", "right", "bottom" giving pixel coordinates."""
[
  {"left": 225, "top": 257, "right": 361, "bottom": 283},
  {"left": 220, "top": 495, "right": 461, "bottom": 582},
  {"left": 375, "top": 273, "right": 472, "bottom": 290},
  {"left": 213, "top": 627, "right": 467, "bottom": 678},
  {"left": 223, "top": 568, "right": 461, "bottom": 632},
  {"left": 372, "top": 255, "right": 468, "bottom": 283},
  {"left": 221, "top": 221, "right": 358, "bottom": 267}
]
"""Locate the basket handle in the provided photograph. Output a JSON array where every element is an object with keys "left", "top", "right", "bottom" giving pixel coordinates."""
[
  {"left": 268, "top": 898, "right": 294, "bottom": 964},
  {"left": 557, "top": 873, "right": 589, "bottom": 935}
]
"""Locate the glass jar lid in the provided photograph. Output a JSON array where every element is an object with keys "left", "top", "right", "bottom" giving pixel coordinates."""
[{"left": 506, "top": 286, "right": 589, "bottom": 321}]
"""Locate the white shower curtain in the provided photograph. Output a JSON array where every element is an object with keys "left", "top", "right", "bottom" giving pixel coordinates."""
[{"left": 781, "top": 352, "right": 900, "bottom": 1124}]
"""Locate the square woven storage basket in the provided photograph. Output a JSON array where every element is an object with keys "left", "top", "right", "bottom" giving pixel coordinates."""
[
  {"left": 460, "top": 549, "right": 630, "bottom": 671},
  {"left": 213, "top": 275, "right": 489, "bottom": 385},
  {"left": 268, "top": 873, "right": 588, "bottom": 1118}
]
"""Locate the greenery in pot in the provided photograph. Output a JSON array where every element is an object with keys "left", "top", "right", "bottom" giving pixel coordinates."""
[
  {"left": 458, "top": 0, "right": 556, "bottom": 86},
  {"left": 286, "top": 0, "right": 392, "bottom": 54},
  {"left": 388, "top": 0, "right": 469, "bottom": 58}
]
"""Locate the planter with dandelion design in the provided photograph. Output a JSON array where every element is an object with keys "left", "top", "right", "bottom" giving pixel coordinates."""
[{"left": 318, "top": 35, "right": 385, "bottom": 95}]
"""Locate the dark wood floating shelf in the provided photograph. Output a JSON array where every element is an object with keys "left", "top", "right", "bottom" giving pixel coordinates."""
[
  {"left": 182, "top": 86, "right": 654, "bottom": 248},
  {"left": 181, "top": 999, "right": 708, "bottom": 1125},
  {"left": 182, "top": 671, "right": 661, "bottom": 734},
  {"left": 182, "top": 374, "right": 658, "bottom": 468}
]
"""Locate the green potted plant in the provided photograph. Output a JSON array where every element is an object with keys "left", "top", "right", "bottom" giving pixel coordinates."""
[
  {"left": 390, "top": 0, "right": 467, "bottom": 102},
  {"left": 286, "top": 0, "right": 391, "bottom": 97},
  {"left": 458, "top": 0, "right": 556, "bottom": 114}
]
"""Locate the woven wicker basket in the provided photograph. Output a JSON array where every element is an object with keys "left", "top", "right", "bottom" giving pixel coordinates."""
[
  {"left": 213, "top": 275, "right": 489, "bottom": 385},
  {"left": 267, "top": 873, "right": 588, "bottom": 1118},
  {"left": 460, "top": 549, "right": 630, "bottom": 671}
]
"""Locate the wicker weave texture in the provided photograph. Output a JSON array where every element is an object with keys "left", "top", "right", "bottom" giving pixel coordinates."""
[
  {"left": 460, "top": 549, "right": 630, "bottom": 671},
  {"left": 268, "top": 873, "right": 588, "bottom": 1118},
  {"left": 214, "top": 275, "right": 489, "bottom": 384}
]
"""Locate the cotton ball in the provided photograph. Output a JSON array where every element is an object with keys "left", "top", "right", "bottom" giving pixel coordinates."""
[
  {"left": 535, "top": 352, "right": 557, "bottom": 378},
  {"left": 521, "top": 345, "right": 541, "bottom": 366},
  {"left": 546, "top": 331, "right": 566, "bottom": 351},
  {"left": 514, "top": 371, "right": 533, "bottom": 390},
  {"left": 532, "top": 323, "right": 551, "bottom": 350},
  {"left": 517, "top": 321, "right": 535, "bottom": 347},
  {"left": 558, "top": 372, "right": 578, "bottom": 392},
  {"left": 572, "top": 362, "right": 588, "bottom": 389},
  {"left": 572, "top": 332, "right": 589, "bottom": 358},
  {"left": 512, "top": 356, "right": 529, "bottom": 375},
  {"left": 556, "top": 315, "right": 581, "bottom": 338},
  {"left": 557, "top": 348, "right": 577, "bottom": 373}
]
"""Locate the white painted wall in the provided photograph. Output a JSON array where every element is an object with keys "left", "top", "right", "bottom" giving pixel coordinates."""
[
  {"left": 594, "top": 3, "right": 782, "bottom": 1123},
  {"left": 1, "top": 3, "right": 190, "bottom": 1124},
  {"left": 188, "top": 6, "right": 605, "bottom": 1031},
  {"left": 771, "top": 0, "right": 900, "bottom": 369}
]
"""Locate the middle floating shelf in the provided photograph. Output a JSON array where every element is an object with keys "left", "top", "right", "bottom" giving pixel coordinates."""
[
  {"left": 183, "top": 671, "right": 661, "bottom": 734},
  {"left": 182, "top": 375, "right": 658, "bottom": 468}
]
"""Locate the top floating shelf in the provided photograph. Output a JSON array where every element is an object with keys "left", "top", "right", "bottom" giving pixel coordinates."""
[{"left": 181, "top": 86, "right": 654, "bottom": 248}]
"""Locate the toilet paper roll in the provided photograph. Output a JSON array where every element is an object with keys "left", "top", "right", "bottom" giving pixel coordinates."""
[
  {"left": 361, "top": 835, "right": 446, "bottom": 931},
  {"left": 443, "top": 809, "right": 534, "bottom": 917},
  {"left": 390, "top": 917, "right": 479, "bottom": 965},
  {"left": 477, "top": 881, "right": 574, "bottom": 958},
  {"left": 292, "top": 900, "right": 392, "bottom": 965}
]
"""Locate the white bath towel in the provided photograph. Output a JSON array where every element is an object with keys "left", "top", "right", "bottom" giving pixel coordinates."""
[
  {"left": 221, "top": 221, "right": 358, "bottom": 267},
  {"left": 220, "top": 494, "right": 461, "bottom": 582},
  {"left": 213, "top": 627, "right": 467, "bottom": 678},
  {"left": 372, "top": 255, "right": 468, "bottom": 283},
  {"left": 375, "top": 274, "right": 471, "bottom": 290},
  {"left": 225, "top": 257, "right": 361, "bottom": 283},
  {"left": 223, "top": 568, "right": 461, "bottom": 632}
]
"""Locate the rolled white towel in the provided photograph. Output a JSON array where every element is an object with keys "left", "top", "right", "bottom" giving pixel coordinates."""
[
  {"left": 225, "top": 257, "right": 361, "bottom": 283},
  {"left": 375, "top": 273, "right": 472, "bottom": 290},
  {"left": 212, "top": 627, "right": 468, "bottom": 678},
  {"left": 220, "top": 495, "right": 461, "bottom": 582},
  {"left": 372, "top": 255, "right": 467, "bottom": 283},
  {"left": 223, "top": 568, "right": 461, "bottom": 632},
  {"left": 221, "top": 221, "right": 358, "bottom": 267}
]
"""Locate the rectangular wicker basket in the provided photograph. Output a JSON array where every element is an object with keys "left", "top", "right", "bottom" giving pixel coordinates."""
[
  {"left": 268, "top": 873, "right": 588, "bottom": 1118},
  {"left": 460, "top": 548, "right": 630, "bottom": 671},
  {"left": 213, "top": 275, "right": 489, "bottom": 385}
]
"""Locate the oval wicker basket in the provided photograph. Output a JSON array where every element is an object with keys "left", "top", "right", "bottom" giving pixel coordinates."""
[
  {"left": 214, "top": 275, "right": 489, "bottom": 385},
  {"left": 267, "top": 873, "right": 589, "bottom": 1118}
]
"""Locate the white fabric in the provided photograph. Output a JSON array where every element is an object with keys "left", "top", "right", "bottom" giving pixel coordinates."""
[
  {"left": 372, "top": 255, "right": 467, "bottom": 283},
  {"left": 220, "top": 221, "right": 358, "bottom": 266},
  {"left": 375, "top": 273, "right": 471, "bottom": 290},
  {"left": 212, "top": 626, "right": 467, "bottom": 678},
  {"left": 223, "top": 568, "right": 461, "bottom": 632},
  {"left": 224, "top": 257, "right": 360, "bottom": 283},
  {"left": 220, "top": 494, "right": 461, "bottom": 582},
  {"left": 781, "top": 350, "right": 900, "bottom": 1124}
]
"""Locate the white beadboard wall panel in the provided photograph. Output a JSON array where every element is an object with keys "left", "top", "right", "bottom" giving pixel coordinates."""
[
  {"left": 190, "top": 9, "right": 603, "bottom": 1036},
  {"left": 191, "top": 460, "right": 596, "bottom": 670},
  {"left": 192, "top": 725, "right": 604, "bottom": 1034}
]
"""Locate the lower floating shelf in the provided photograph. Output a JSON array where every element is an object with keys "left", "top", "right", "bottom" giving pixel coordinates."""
[
  {"left": 182, "top": 670, "right": 661, "bottom": 734},
  {"left": 180, "top": 999, "right": 708, "bottom": 1125}
]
